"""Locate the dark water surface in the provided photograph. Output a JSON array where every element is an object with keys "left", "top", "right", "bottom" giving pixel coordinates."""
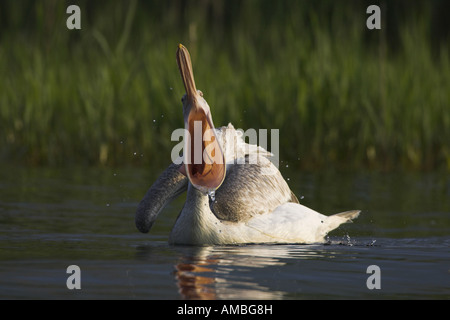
[{"left": 1, "top": 165, "right": 449, "bottom": 299}]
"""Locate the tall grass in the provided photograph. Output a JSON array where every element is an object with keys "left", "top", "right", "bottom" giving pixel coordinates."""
[{"left": 0, "top": 0, "right": 449, "bottom": 170}]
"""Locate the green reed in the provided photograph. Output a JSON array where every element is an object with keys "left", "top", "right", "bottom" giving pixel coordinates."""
[{"left": 0, "top": 1, "right": 449, "bottom": 170}]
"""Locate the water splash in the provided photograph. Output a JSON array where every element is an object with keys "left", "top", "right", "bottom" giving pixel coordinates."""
[
  {"left": 343, "top": 234, "right": 355, "bottom": 246},
  {"left": 346, "top": 234, "right": 352, "bottom": 246}
]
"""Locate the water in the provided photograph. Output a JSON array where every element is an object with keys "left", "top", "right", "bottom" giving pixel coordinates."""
[
  {"left": 208, "top": 190, "right": 216, "bottom": 202},
  {"left": 0, "top": 165, "right": 449, "bottom": 299}
]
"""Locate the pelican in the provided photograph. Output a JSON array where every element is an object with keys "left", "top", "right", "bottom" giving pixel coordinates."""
[{"left": 135, "top": 44, "right": 360, "bottom": 245}]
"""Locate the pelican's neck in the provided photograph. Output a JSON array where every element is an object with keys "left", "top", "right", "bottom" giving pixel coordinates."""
[
  {"left": 169, "top": 183, "right": 218, "bottom": 245},
  {"left": 186, "top": 183, "right": 211, "bottom": 215}
]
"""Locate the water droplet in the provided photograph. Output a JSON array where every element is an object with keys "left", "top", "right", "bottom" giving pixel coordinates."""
[
  {"left": 106, "top": 203, "right": 110, "bottom": 207},
  {"left": 287, "top": 178, "right": 290, "bottom": 181},
  {"left": 133, "top": 152, "right": 137, "bottom": 156},
  {"left": 208, "top": 190, "right": 216, "bottom": 202},
  {"left": 285, "top": 164, "right": 289, "bottom": 168},
  {"left": 300, "top": 195, "right": 305, "bottom": 200},
  {"left": 153, "top": 119, "right": 156, "bottom": 123}
]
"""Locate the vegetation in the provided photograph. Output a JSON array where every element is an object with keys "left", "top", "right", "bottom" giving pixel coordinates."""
[{"left": 0, "top": 0, "right": 449, "bottom": 170}]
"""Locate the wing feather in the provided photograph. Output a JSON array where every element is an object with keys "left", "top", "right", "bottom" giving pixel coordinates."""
[{"left": 210, "top": 155, "right": 293, "bottom": 222}]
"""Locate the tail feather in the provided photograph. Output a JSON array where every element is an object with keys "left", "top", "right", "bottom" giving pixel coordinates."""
[
  {"left": 332, "top": 210, "right": 361, "bottom": 221},
  {"left": 320, "top": 210, "right": 361, "bottom": 236}
]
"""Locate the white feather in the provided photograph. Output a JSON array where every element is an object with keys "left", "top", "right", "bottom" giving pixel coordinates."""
[{"left": 169, "top": 188, "right": 360, "bottom": 245}]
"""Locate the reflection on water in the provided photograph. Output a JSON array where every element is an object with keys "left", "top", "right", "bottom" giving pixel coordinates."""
[
  {"left": 136, "top": 243, "right": 370, "bottom": 300},
  {"left": 173, "top": 246, "right": 288, "bottom": 299}
]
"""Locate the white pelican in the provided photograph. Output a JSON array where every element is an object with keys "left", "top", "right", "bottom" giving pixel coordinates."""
[{"left": 135, "top": 44, "right": 360, "bottom": 245}]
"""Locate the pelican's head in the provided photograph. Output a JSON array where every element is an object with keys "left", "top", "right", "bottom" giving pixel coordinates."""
[{"left": 176, "top": 44, "right": 226, "bottom": 194}]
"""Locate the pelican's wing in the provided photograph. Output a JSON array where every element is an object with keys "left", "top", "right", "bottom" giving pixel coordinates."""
[
  {"left": 245, "top": 203, "right": 360, "bottom": 243},
  {"left": 135, "top": 163, "right": 188, "bottom": 233},
  {"left": 210, "top": 154, "right": 295, "bottom": 222}
]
